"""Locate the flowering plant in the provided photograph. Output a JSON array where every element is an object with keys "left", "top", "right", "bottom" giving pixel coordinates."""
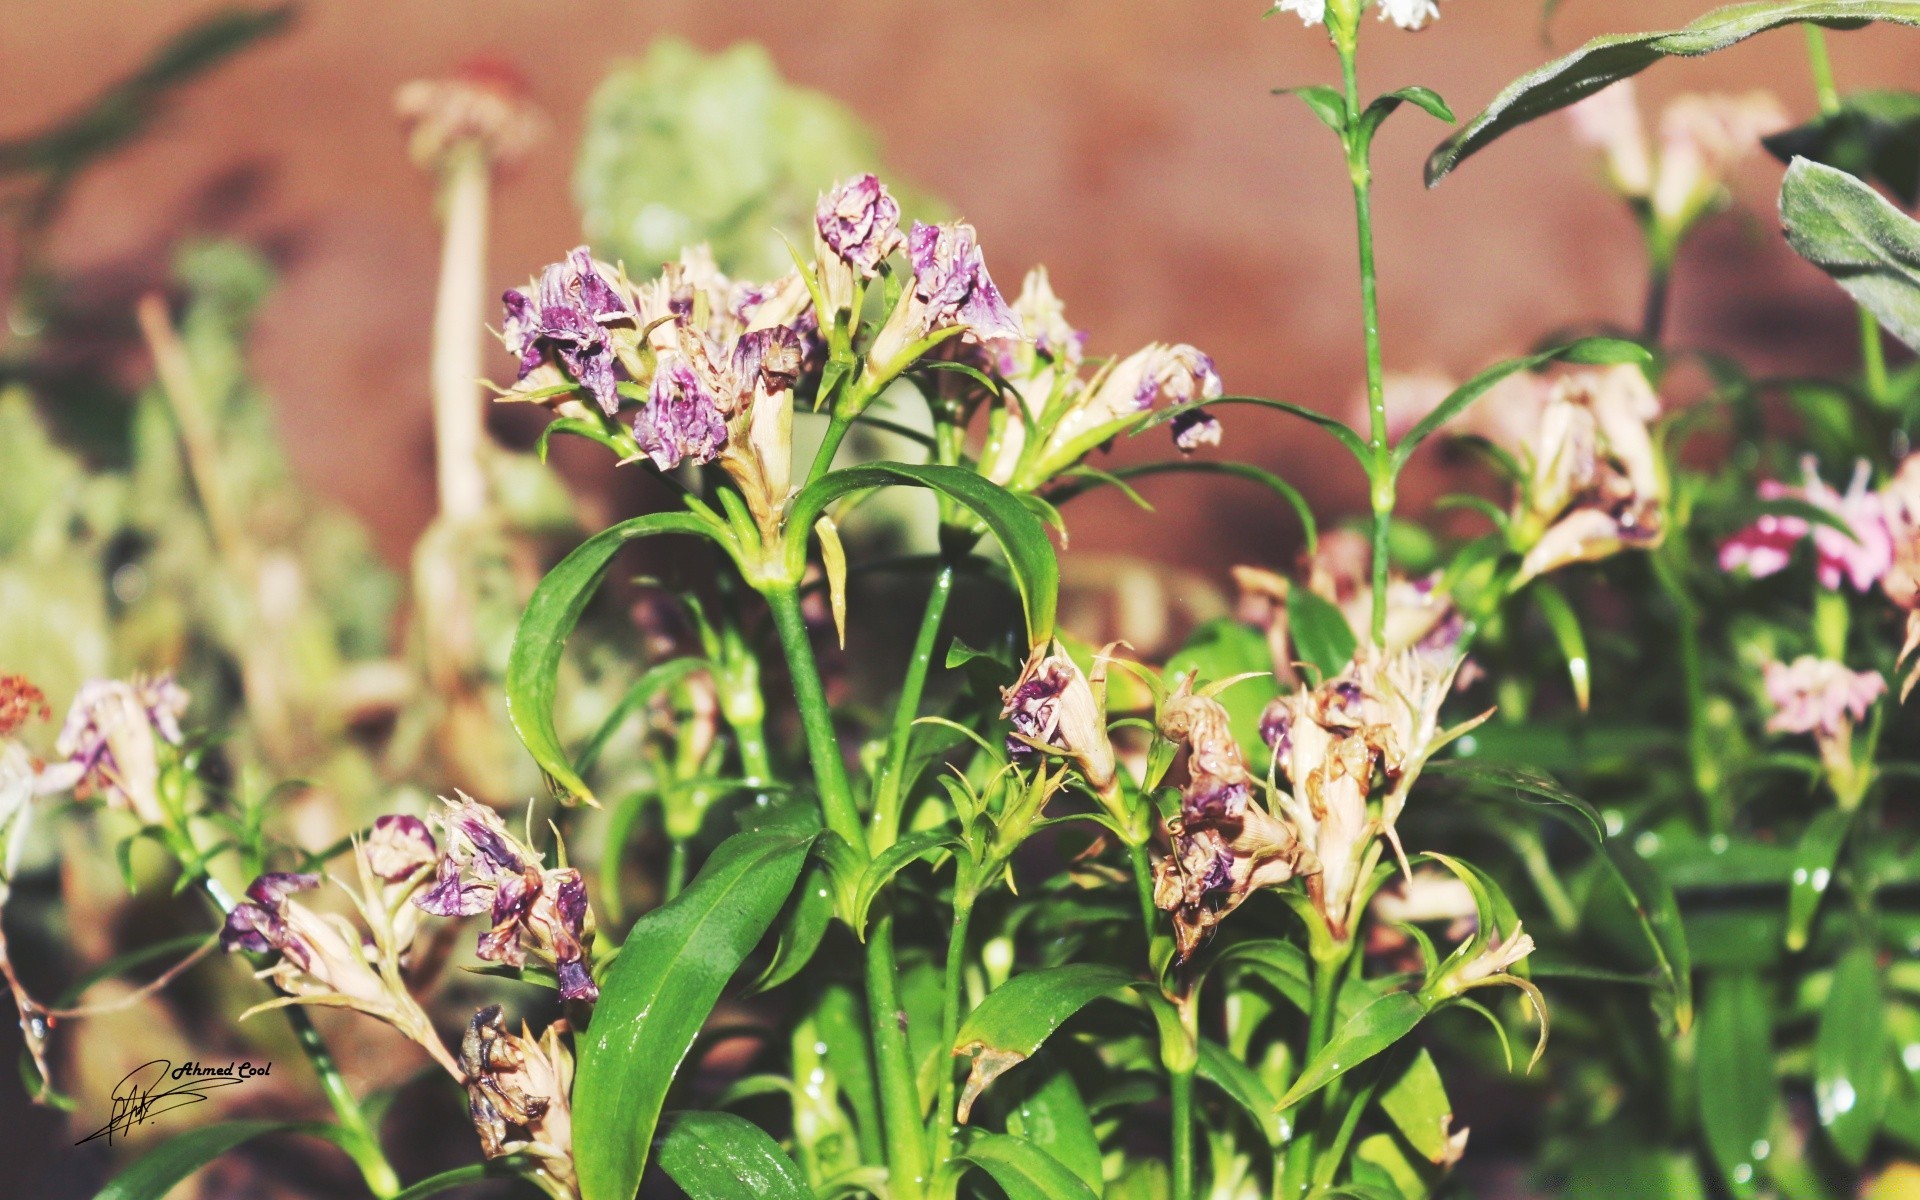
[{"left": 13, "top": 3, "right": 1920, "bottom": 1200}]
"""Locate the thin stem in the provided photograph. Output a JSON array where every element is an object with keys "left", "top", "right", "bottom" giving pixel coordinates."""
[
  {"left": 1651, "top": 551, "right": 1721, "bottom": 830},
  {"left": 735, "top": 718, "right": 774, "bottom": 787},
  {"left": 1805, "top": 26, "right": 1841, "bottom": 114},
  {"left": 1642, "top": 256, "right": 1673, "bottom": 345},
  {"left": 1313, "top": 1063, "right": 1383, "bottom": 1187},
  {"left": 931, "top": 882, "right": 978, "bottom": 1179},
  {"left": 764, "top": 585, "right": 869, "bottom": 856},
  {"left": 1339, "top": 35, "right": 1391, "bottom": 648},
  {"left": 1171, "top": 1067, "right": 1197, "bottom": 1200},
  {"left": 664, "top": 838, "right": 689, "bottom": 901},
  {"left": 1290, "top": 940, "right": 1351, "bottom": 1196},
  {"left": 867, "top": 910, "right": 933, "bottom": 1200},
  {"left": 871, "top": 563, "right": 958, "bottom": 851},
  {"left": 1126, "top": 839, "right": 1161, "bottom": 944},
  {"left": 430, "top": 142, "right": 491, "bottom": 522},
  {"left": 808, "top": 412, "right": 856, "bottom": 486}
]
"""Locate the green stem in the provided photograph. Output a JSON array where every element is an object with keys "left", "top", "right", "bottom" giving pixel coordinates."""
[
  {"left": 765, "top": 584, "right": 869, "bottom": 856},
  {"left": 664, "top": 838, "right": 689, "bottom": 901},
  {"left": 867, "top": 910, "right": 933, "bottom": 1200},
  {"left": 1642, "top": 254, "right": 1673, "bottom": 346},
  {"left": 1312, "top": 1063, "right": 1383, "bottom": 1188},
  {"left": 1289, "top": 939, "right": 1352, "bottom": 1197},
  {"left": 1338, "top": 36, "right": 1391, "bottom": 649},
  {"left": 931, "top": 881, "right": 978, "bottom": 1180},
  {"left": 1171, "top": 1067, "right": 1197, "bottom": 1200},
  {"left": 735, "top": 717, "right": 774, "bottom": 787},
  {"left": 1652, "top": 551, "right": 1721, "bottom": 830},
  {"left": 871, "top": 562, "right": 958, "bottom": 851},
  {"left": 1126, "top": 839, "right": 1161, "bottom": 945},
  {"left": 808, "top": 412, "right": 856, "bottom": 486},
  {"left": 1805, "top": 26, "right": 1841, "bottom": 114}
]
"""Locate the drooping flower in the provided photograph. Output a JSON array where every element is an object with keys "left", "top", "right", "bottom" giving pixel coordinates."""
[
  {"left": 1720, "top": 459, "right": 1894, "bottom": 592},
  {"left": 502, "top": 248, "right": 638, "bottom": 416},
  {"left": 56, "top": 675, "right": 190, "bottom": 826},
  {"left": 1509, "top": 366, "right": 1666, "bottom": 585},
  {"left": 1171, "top": 408, "right": 1224, "bottom": 453},
  {"left": 1039, "top": 342, "right": 1223, "bottom": 473},
  {"left": 461, "top": 1006, "right": 578, "bottom": 1198},
  {"left": 414, "top": 795, "right": 599, "bottom": 1003},
  {"left": 815, "top": 174, "right": 904, "bottom": 278},
  {"left": 870, "top": 220, "right": 1022, "bottom": 369},
  {"left": 1001, "top": 644, "right": 1118, "bottom": 795},
  {"left": 633, "top": 358, "right": 728, "bottom": 471},
  {"left": 1153, "top": 679, "right": 1314, "bottom": 961}
]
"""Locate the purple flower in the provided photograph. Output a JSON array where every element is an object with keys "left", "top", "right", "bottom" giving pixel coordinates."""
[
  {"left": 55, "top": 675, "right": 189, "bottom": 825},
  {"left": 633, "top": 358, "right": 728, "bottom": 471},
  {"left": 907, "top": 221, "right": 1022, "bottom": 342},
  {"left": 816, "top": 174, "right": 903, "bottom": 277},
  {"left": 364, "top": 815, "right": 437, "bottom": 884},
  {"left": 1000, "top": 646, "right": 1115, "bottom": 792},
  {"left": 1171, "top": 408, "right": 1222, "bottom": 454},
  {"left": 502, "top": 248, "right": 636, "bottom": 416},
  {"left": 220, "top": 872, "right": 320, "bottom": 961}
]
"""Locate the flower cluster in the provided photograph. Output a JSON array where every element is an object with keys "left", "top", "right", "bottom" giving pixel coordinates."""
[
  {"left": 415, "top": 794, "right": 600, "bottom": 1002},
  {"left": 1274, "top": 0, "right": 1444, "bottom": 31}
]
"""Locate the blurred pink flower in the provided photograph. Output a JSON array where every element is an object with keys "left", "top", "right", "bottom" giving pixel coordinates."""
[
  {"left": 1763, "top": 656, "right": 1885, "bottom": 739},
  {"left": 1719, "top": 459, "right": 1894, "bottom": 592}
]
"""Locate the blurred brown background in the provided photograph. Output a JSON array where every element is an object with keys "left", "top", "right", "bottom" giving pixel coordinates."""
[{"left": 7, "top": 0, "right": 1916, "bottom": 572}]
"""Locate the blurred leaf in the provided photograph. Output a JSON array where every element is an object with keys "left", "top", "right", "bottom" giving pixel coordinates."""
[
  {"left": 956, "top": 1131, "right": 1102, "bottom": 1200},
  {"left": 1697, "top": 971, "right": 1776, "bottom": 1198},
  {"left": 391, "top": 1160, "right": 537, "bottom": 1200},
  {"left": 1003, "top": 1060, "right": 1104, "bottom": 1194},
  {"left": 1815, "top": 944, "right": 1890, "bottom": 1165},
  {"left": 506, "top": 511, "right": 727, "bottom": 805},
  {"left": 1428, "top": 2, "right": 1920, "bottom": 184},
  {"left": 655, "top": 1110, "right": 813, "bottom": 1199},
  {"left": 1288, "top": 587, "right": 1357, "bottom": 680},
  {"left": 576, "top": 40, "right": 936, "bottom": 279},
  {"left": 573, "top": 826, "right": 813, "bottom": 1200},
  {"left": 1529, "top": 580, "right": 1591, "bottom": 711},
  {"left": 1787, "top": 808, "right": 1856, "bottom": 951},
  {"left": 1767, "top": 90, "right": 1920, "bottom": 207},
  {"left": 1782, "top": 157, "right": 1920, "bottom": 352},
  {"left": 92, "top": 1121, "right": 322, "bottom": 1200}
]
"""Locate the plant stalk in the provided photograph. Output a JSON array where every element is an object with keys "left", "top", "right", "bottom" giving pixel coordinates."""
[
  {"left": 931, "top": 881, "right": 978, "bottom": 1181},
  {"left": 764, "top": 584, "right": 869, "bottom": 855},
  {"left": 1802, "top": 26, "right": 1890, "bottom": 407},
  {"left": 430, "top": 142, "right": 492, "bottom": 522},
  {"left": 867, "top": 909, "right": 934, "bottom": 1200},
  {"left": 1171, "top": 1066, "right": 1197, "bottom": 1200},
  {"left": 1338, "top": 33, "right": 1392, "bottom": 648},
  {"left": 871, "top": 562, "right": 958, "bottom": 851}
]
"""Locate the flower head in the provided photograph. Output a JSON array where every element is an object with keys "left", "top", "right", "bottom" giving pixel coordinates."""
[
  {"left": 1569, "top": 81, "right": 1655, "bottom": 198},
  {"left": 1378, "top": 0, "right": 1441, "bottom": 29},
  {"left": 1569, "top": 83, "right": 1786, "bottom": 235},
  {"left": 633, "top": 358, "right": 727, "bottom": 470},
  {"left": 502, "top": 248, "right": 638, "bottom": 416},
  {"left": 56, "top": 675, "right": 189, "bottom": 826},
  {"left": 0, "top": 676, "right": 49, "bottom": 739},
  {"left": 1720, "top": 459, "right": 1894, "bottom": 592},
  {"left": 1171, "top": 408, "right": 1224, "bottom": 453},
  {"left": 396, "top": 59, "right": 544, "bottom": 171},
  {"left": 1511, "top": 366, "right": 1666, "bottom": 585},
  {"left": 816, "top": 174, "right": 904, "bottom": 278},
  {"left": 1041, "top": 342, "right": 1222, "bottom": 471},
  {"left": 1001, "top": 645, "right": 1116, "bottom": 794},
  {"left": 461, "top": 1006, "right": 578, "bottom": 1196},
  {"left": 414, "top": 795, "right": 599, "bottom": 1002},
  {"left": 1764, "top": 656, "right": 1884, "bottom": 740},
  {"left": 220, "top": 872, "right": 392, "bottom": 1011}
]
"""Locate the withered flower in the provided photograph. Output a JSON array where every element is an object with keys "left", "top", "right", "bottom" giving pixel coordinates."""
[
  {"left": 56, "top": 675, "right": 189, "bottom": 827},
  {"left": 462, "top": 1006, "right": 578, "bottom": 1199},
  {"left": 1001, "top": 643, "right": 1118, "bottom": 796}
]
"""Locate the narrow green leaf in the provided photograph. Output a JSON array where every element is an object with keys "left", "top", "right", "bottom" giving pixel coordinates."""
[
  {"left": 1427, "top": 2, "right": 1920, "bottom": 185},
  {"left": 1380, "top": 1048, "right": 1455, "bottom": 1166},
  {"left": 751, "top": 853, "right": 837, "bottom": 993},
  {"left": 1147, "top": 395, "right": 1369, "bottom": 467},
  {"left": 1787, "top": 808, "right": 1856, "bottom": 951},
  {"left": 1814, "top": 944, "right": 1889, "bottom": 1164},
  {"left": 655, "top": 1110, "right": 814, "bottom": 1199},
  {"left": 1005, "top": 1060, "right": 1105, "bottom": 1194},
  {"left": 1196, "top": 1039, "right": 1285, "bottom": 1146},
  {"left": 507, "top": 511, "right": 728, "bottom": 805},
  {"left": 955, "top": 1131, "right": 1103, "bottom": 1200},
  {"left": 1782, "top": 156, "right": 1920, "bottom": 352},
  {"left": 1052, "top": 460, "right": 1318, "bottom": 554},
  {"left": 574, "top": 657, "right": 711, "bottom": 778},
  {"left": 92, "top": 1121, "right": 309, "bottom": 1200},
  {"left": 392, "top": 1160, "right": 537, "bottom": 1200},
  {"left": 1279, "top": 85, "right": 1350, "bottom": 134},
  {"left": 788, "top": 463, "right": 1059, "bottom": 644},
  {"left": 1357, "top": 86, "right": 1455, "bottom": 146},
  {"left": 953, "top": 964, "right": 1138, "bottom": 1122},
  {"left": 1205, "top": 938, "right": 1311, "bottom": 1013},
  {"left": 1287, "top": 586, "right": 1358, "bottom": 680},
  {"left": 573, "top": 827, "right": 814, "bottom": 1200},
  {"left": 1697, "top": 972, "right": 1776, "bottom": 1198},
  {"left": 853, "top": 829, "right": 961, "bottom": 936},
  {"left": 1275, "top": 991, "right": 1430, "bottom": 1111},
  {"left": 1528, "top": 581, "right": 1592, "bottom": 711},
  {"left": 536, "top": 416, "right": 629, "bottom": 463}
]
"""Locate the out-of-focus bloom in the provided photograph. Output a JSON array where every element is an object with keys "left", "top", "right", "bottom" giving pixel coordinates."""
[
  {"left": 1510, "top": 366, "right": 1666, "bottom": 586},
  {"left": 1274, "top": 0, "right": 1327, "bottom": 23},
  {"left": 1009, "top": 265, "right": 1084, "bottom": 367},
  {"left": 815, "top": 174, "right": 904, "bottom": 279},
  {"left": 1171, "top": 408, "right": 1224, "bottom": 453},
  {"left": 1764, "top": 657, "right": 1884, "bottom": 740},
  {"left": 461, "top": 1006, "right": 578, "bottom": 1198},
  {"left": 0, "top": 676, "right": 49, "bottom": 739},
  {"left": 415, "top": 795, "right": 600, "bottom": 1003},
  {"left": 1719, "top": 459, "right": 1894, "bottom": 592},
  {"left": 1568, "top": 82, "right": 1787, "bottom": 235},
  {"left": 502, "top": 248, "right": 638, "bottom": 416},
  {"left": 395, "top": 60, "right": 544, "bottom": 171},
  {"left": 56, "top": 675, "right": 190, "bottom": 826},
  {"left": 1377, "top": 0, "right": 1441, "bottom": 30},
  {"left": 1154, "top": 679, "right": 1313, "bottom": 961},
  {"left": 1001, "top": 644, "right": 1117, "bottom": 795},
  {"left": 1371, "top": 868, "right": 1477, "bottom": 940},
  {"left": 1233, "top": 566, "right": 1296, "bottom": 687}
]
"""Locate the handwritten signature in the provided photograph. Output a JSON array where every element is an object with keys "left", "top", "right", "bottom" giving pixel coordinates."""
[{"left": 76, "top": 1059, "right": 270, "bottom": 1146}]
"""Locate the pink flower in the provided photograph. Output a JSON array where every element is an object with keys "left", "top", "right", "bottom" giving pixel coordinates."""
[
  {"left": 1720, "top": 459, "right": 1894, "bottom": 592},
  {"left": 1764, "top": 657, "right": 1885, "bottom": 739}
]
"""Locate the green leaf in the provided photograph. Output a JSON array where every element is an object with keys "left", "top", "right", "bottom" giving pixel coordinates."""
[
  {"left": 953, "top": 964, "right": 1138, "bottom": 1122},
  {"left": 852, "top": 828, "right": 961, "bottom": 936},
  {"left": 92, "top": 1120, "right": 311, "bottom": 1200},
  {"left": 507, "top": 511, "right": 728, "bottom": 805},
  {"left": 1287, "top": 586, "right": 1358, "bottom": 680},
  {"left": 573, "top": 827, "right": 814, "bottom": 1200},
  {"left": 1196, "top": 1039, "right": 1285, "bottom": 1146},
  {"left": 1814, "top": 944, "right": 1889, "bottom": 1165},
  {"left": 752, "top": 851, "right": 838, "bottom": 993},
  {"left": 1528, "top": 581, "right": 1592, "bottom": 711},
  {"left": 1393, "top": 338, "right": 1649, "bottom": 469},
  {"left": 1782, "top": 156, "right": 1920, "bottom": 352},
  {"left": 1275, "top": 991, "right": 1430, "bottom": 1110},
  {"left": 1427, "top": 2, "right": 1920, "bottom": 185},
  {"left": 391, "top": 1160, "right": 537, "bottom": 1200},
  {"left": 1379, "top": 1048, "right": 1455, "bottom": 1166},
  {"left": 654, "top": 1110, "right": 814, "bottom": 1199},
  {"left": 1357, "top": 86, "right": 1455, "bottom": 146},
  {"left": 788, "top": 463, "right": 1059, "bottom": 644},
  {"left": 1205, "top": 938, "right": 1311, "bottom": 1013},
  {"left": 1765, "top": 89, "right": 1920, "bottom": 207},
  {"left": 1696, "top": 971, "right": 1776, "bottom": 1198},
  {"left": 1004, "top": 1060, "right": 1105, "bottom": 1194},
  {"left": 1052, "top": 460, "right": 1317, "bottom": 554},
  {"left": 1148, "top": 395, "right": 1369, "bottom": 467},
  {"left": 1786, "top": 808, "right": 1856, "bottom": 951},
  {"left": 1280, "top": 85, "right": 1350, "bottom": 134},
  {"left": 535, "top": 415, "right": 629, "bottom": 463},
  {"left": 575, "top": 657, "right": 711, "bottom": 779},
  {"left": 954, "top": 1131, "right": 1103, "bottom": 1200}
]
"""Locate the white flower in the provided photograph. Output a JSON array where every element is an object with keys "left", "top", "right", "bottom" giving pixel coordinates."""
[
  {"left": 1378, "top": 0, "right": 1440, "bottom": 29},
  {"left": 1569, "top": 82, "right": 1654, "bottom": 198},
  {"left": 1273, "top": 0, "right": 1327, "bottom": 24}
]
